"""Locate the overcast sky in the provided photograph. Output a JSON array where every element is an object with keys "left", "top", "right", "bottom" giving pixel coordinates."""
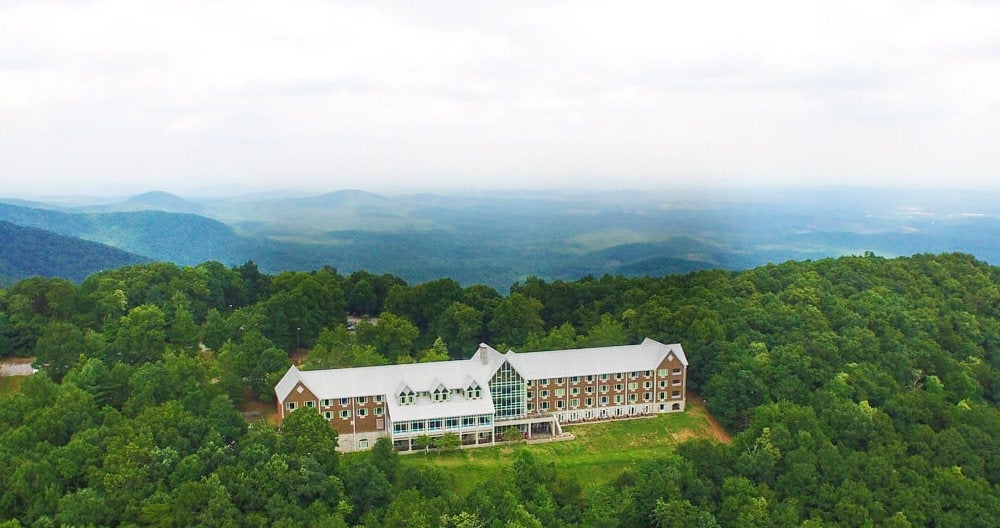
[{"left": 2, "top": 0, "right": 999, "bottom": 198}]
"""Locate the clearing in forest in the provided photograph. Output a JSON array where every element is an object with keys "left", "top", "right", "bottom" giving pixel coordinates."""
[{"left": 398, "top": 395, "right": 729, "bottom": 494}]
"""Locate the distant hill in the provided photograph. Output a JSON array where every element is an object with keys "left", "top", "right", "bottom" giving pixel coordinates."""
[
  {"left": 295, "top": 189, "right": 392, "bottom": 209},
  {"left": 0, "top": 203, "right": 260, "bottom": 267},
  {"left": 3, "top": 187, "right": 1000, "bottom": 290},
  {"left": 0, "top": 221, "right": 147, "bottom": 284},
  {"left": 80, "top": 190, "right": 204, "bottom": 214}
]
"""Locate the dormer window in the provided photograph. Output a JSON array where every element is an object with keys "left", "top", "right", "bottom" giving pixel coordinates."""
[
  {"left": 433, "top": 387, "right": 449, "bottom": 402},
  {"left": 466, "top": 383, "right": 481, "bottom": 400},
  {"left": 398, "top": 389, "right": 415, "bottom": 405}
]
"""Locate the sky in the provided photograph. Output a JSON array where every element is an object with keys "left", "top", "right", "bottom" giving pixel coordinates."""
[{"left": 2, "top": 0, "right": 999, "bottom": 198}]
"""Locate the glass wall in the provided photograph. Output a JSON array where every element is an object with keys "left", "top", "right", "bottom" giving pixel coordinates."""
[{"left": 490, "top": 361, "right": 526, "bottom": 419}]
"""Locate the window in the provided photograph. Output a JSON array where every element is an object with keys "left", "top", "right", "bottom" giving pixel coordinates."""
[
  {"left": 357, "top": 408, "right": 367, "bottom": 418},
  {"left": 434, "top": 388, "right": 449, "bottom": 402},
  {"left": 321, "top": 399, "right": 332, "bottom": 407},
  {"left": 339, "top": 410, "right": 351, "bottom": 419},
  {"left": 526, "top": 380, "right": 534, "bottom": 388},
  {"left": 541, "top": 390, "right": 550, "bottom": 398},
  {"left": 541, "top": 378, "right": 549, "bottom": 386},
  {"left": 659, "top": 392, "right": 667, "bottom": 400},
  {"left": 672, "top": 390, "right": 681, "bottom": 399},
  {"left": 394, "top": 422, "right": 408, "bottom": 433},
  {"left": 399, "top": 390, "right": 415, "bottom": 405},
  {"left": 479, "top": 415, "right": 491, "bottom": 425},
  {"left": 600, "top": 373, "right": 609, "bottom": 381},
  {"left": 541, "top": 401, "right": 550, "bottom": 410},
  {"left": 340, "top": 398, "right": 349, "bottom": 406},
  {"left": 490, "top": 361, "right": 525, "bottom": 419},
  {"left": 375, "top": 407, "right": 384, "bottom": 416},
  {"left": 556, "top": 377, "right": 564, "bottom": 384},
  {"left": 615, "top": 373, "right": 623, "bottom": 381},
  {"left": 467, "top": 384, "right": 481, "bottom": 399},
  {"left": 615, "top": 395, "right": 624, "bottom": 404},
  {"left": 644, "top": 370, "right": 652, "bottom": 377},
  {"left": 428, "top": 419, "right": 443, "bottom": 431},
  {"left": 658, "top": 369, "right": 668, "bottom": 377},
  {"left": 555, "top": 388, "right": 565, "bottom": 397},
  {"left": 377, "top": 418, "right": 384, "bottom": 430},
  {"left": 628, "top": 382, "right": 638, "bottom": 390},
  {"left": 358, "top": 439, "right": 369, "bottom": 449},
  {"left": 644, "top": 392, "right": 652, "bottom": 401},
  {"left": 600, "top": 385, "right": 608, "bottom": 393},
  {"left": 629, "top": 394, "right": 638, "bottom": 402},
  {"left": 673, "top": 378, "right": 682, "bottom": 386},
  {"left": 375, "top": 395, "right": 384, "bottom": 403},
  {"left": 305, "top": 401, "right": 316, "bottom": 408},
  {"left": 557, "top": 400, "right": 565, "bottom": 409},
  {"left": 630, "top": 371, "right": 638, "bottom": 379},
  {"left": 587, "top": 375, "right": 595, "bottom": 382},
  {"left": 357, "top": 396, "right": 367, "bottom": 404},
  {"left": 570, "top": 387, "right": 580, "bottom": 396},
  {"left": 644, "top": 381, "right": 652, "bottom": 389},
  {"left": 412, "top": 421, "right": 425, "bottom": 431},
  {"left": 446, "top": 418, "right": 459, "bottom": 428},
  {"left": 586, "top": 397, "right": 593, "bottom": 406},
  {"left": 527, "top": 402, "right": 535, "bottom": 411},
  {"left": 323, "top": 411, "right": 333, "bottom": 419},
  {"left": 659, "top": 380, "right": 668, "bottom": 388},
  {"left": 286, "top": 402, "right": 297, "bottom": 411},
  {"left": 527, "top": 391, "right": 534, "bottom": 399},
  {"left": 600, "top": 396, "right": 609, "bottom": 405},
  {"left": 570, "top": 399, "right": 580, "bottom": 408},
  {"left": 585, "top": 386, "right": 594, "bottom": 394},
  {"left": 571, "top": 376, "right": 580, "bottom": 383},
  {"left": 672, "top": 368, "right": 682, "bottom": 374},
  {"left": 614, "top": 383, "right": 624, "bottom": 392},
  {"left": 462, "top": 416, "right": 476, "bottom": 427}
]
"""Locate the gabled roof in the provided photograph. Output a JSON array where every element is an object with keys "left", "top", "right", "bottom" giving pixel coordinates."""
[
  {"left": 275, "top": 339, "right": 686, "bottom": 409},
  {"left": 505, "top": 338, "right": 685, "bottom": 380},
  {"left": 275, "top": 344, "right": 505, "bottom": 403}
]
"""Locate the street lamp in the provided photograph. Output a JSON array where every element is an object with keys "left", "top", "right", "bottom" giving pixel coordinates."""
[{"left": 296, "top": 327, "right": 301, "bottom": 350}]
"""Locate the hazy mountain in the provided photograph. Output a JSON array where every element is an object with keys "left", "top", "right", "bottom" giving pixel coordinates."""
[
  {"left": 79, "top": 190, "right": 205, "bottom": 214},
  {"left": 2, "top": 187, "right": 1000, "bottom": 290},
  {"left": 0, "top": 221, "right": 148, "bottom": 284},
  {"left": 0, "top": 203, "right": 254, "bottom": 267}
]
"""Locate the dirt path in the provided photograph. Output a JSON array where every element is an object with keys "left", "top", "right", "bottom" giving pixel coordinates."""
[{"left": 687, "top": 391, "right": 732, "bottom": 444}]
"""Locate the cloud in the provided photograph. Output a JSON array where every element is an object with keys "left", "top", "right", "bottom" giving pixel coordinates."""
[{"left": 1, "top": 0, "right": 999, "bottom": 196}]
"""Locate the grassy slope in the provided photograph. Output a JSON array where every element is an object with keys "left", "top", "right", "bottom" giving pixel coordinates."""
[
  {"left": 0, "top": 376, "right": 24, "bottom": 397},
  {"left": 399, "top": 398, "right": 727, "bottom": 495}
]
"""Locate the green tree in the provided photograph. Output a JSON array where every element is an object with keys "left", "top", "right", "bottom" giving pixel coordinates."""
[
  {"left": 420, "top": 337, "right": 451, "bottom": 363},
  {"left": 370, "top": 436, "right": 399, "bottom": 482},
  {"left": 502, "top": 426, "right": 523, "bottom": 443},
  {"left": 489, "top": 293, "right": 544, "bottom": 348},
  {"left": 431, "top": 301, "right": 484, "bottom": 358},
  {"left": 33, "top": 321, "right": 90, "bottom": 381},
  {"left": 355, "top": 312, "right": 419, "bottom": 362},
  {"left": 436, "top": 432, "right": 462, "bottom": 452},
  {"left": 112, "top": 304, "right": 167, "bottom": 364},
  {"left": 342, "top": 458, "right": 392, "bottom": 523},
  {"left": 413, "top": 434, "right": 434, "bottom": 453},
  {"left": 281, "top": 405, "right": 339, "bottom": 474}
]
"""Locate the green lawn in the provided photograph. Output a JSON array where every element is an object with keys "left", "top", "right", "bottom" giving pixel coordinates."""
[{"left": 399, "top": 409, "right": 719, "bottom": 495}]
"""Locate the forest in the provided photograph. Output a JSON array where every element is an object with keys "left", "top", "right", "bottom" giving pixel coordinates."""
[{"left": 2, "top": 252, "right": 1000, "bottom": 526}]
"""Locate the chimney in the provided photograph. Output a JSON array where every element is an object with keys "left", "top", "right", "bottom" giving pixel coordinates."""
[{"left": 479, "top": 343, "right": 488, "bottom": 364}]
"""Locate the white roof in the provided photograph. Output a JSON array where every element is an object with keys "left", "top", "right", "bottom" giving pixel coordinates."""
[
  {"left": 507, "top": 338, "right": 686, "bottom": 380},
  {"left": 275, "top": 338, "right": 685, "bottom": 419}
]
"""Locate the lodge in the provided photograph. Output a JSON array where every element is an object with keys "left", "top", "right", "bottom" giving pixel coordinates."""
[{"left": 274, "top": 338, "right": 687, "bottom": 452}]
